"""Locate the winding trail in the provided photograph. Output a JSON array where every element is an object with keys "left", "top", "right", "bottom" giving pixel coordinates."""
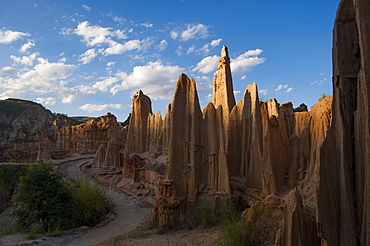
[
  {"left": 0, "top": 157, "right": 152, "bottom": 246},
  {"left": 47, "top": 158, "right": 152, "bottom": 246}
]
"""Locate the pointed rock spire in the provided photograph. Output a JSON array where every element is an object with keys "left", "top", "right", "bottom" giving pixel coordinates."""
[{"left": 211, "top": 45, "right": 236, "bottom": 117}]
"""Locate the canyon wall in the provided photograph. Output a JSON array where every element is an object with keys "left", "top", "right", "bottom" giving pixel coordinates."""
[
  {"left": 56, "top": 113, "right": 121, "bottom": 155},
  {"left": 318, "top": 0, "right": 370, "bottom": 245}
]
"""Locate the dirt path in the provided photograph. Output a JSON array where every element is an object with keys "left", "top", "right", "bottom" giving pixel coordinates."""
[{"left": 0, "top": 157, "right": 152, "bottom": 246}]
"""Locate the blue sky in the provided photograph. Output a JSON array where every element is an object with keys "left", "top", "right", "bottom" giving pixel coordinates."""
[{"left": 0, "top": 0, "right": 340, "bottom": 121}]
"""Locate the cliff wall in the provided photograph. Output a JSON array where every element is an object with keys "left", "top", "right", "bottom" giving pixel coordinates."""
[{"left": 318, "top": 0, "right": 370, "bottom": 245}]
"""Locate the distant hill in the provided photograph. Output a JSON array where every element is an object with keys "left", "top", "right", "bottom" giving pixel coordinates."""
[
  {"left": 71, "top": 116, "right": 125, "bottom": 130},
  {"left": 71, "top": 116, "right": 96, "bottom": 124}
]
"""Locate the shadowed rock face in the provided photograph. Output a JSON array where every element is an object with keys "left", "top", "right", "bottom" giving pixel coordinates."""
[{"left": 318, "top": 0, "right": 370, "bottom": 245}]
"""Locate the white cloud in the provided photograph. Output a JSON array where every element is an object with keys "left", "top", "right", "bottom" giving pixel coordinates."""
[
  {"left": 259, "top": 89, "right": 268, "bottom": 96},
  {"left": 82, "top": 4, "right": 91, "bottom": 12},
  {"left": 110, "top": 61, "right": 183, "bottom": 99},
  {"left": 275, "top": 84, "right": 288, "bottom": 91},
  {"left": 10, "top": 52, "right": 39, "bottom": 66},
  {"left": 197, "top": 39, "right": 222, "bottom": 55},
  {"left": 180, "top": 24, "right": 208, "bottom": 41},
  {"left": 285, "top": 87, "right": 293, "bottom": 93},
  {"left": 175, "top": 46, "right": 183, "bottom": 56},
  {"left": 74, "top": 21, "right": 127, "bottom": 47},
  {"left": 0, "top": 66, "right": 16, "bottom": 75},
  {"left": 230, "top": 49, "right": 265, "bottom": 76},
  {"left": 93, "top": 72, "right": 127, "bottom": 92},
  {"left": 114, "top": 29, "right": 127, "bottom": 39},
  {"left": 104, "top": 12, "right": 126, "bottom": 25},
  {"left": 141, "top": 22, "right": 153, "bottom": 28},
  {"left": 311, "top": 77, "right": 327, "bottom": 85},
  {"left": 58, "top": 57, "right": 67, "bottom": 63},
  {"left": 0, "top": 29, "right": 30, "bottom": 44},
  {"left": 193, "top": 55, "right": 218, "bottom": 74},
  {"left": 210, "top": 38, "right": 222, "bottom": 47},
  {"left": 103, "top": 39, "right": 142, "bottom": 55},
  {"left": 79, "top": 103, "right": 122, "bottom": 113},
  {"left": 275, "top": 84, "right": 293, "bottom": 93},
  {"left": 170, "top": 31, "right": 178, "bottom": 39},
  {"left": 0, "top": 58, "right": 76, "bottom": 99},
  {"left": 78, "top": 49, "right": 97, "bottom": 64},
  {"left": 19, "top": 41, "right": 35, "bottom": 53},
  {"left": 107, "top": 61, "right": 116, "bottom": 67},
  {"left": 233, "top": 91, "right": 241, "bottom": 97},
  {"left": 192, "top": 75, "right": 213, "bottom": 94},
  {"left": 59, "top": 84, "right": 96, "bottom": 104},
  {"left": 186, "top": 45, "right": 195, "bottom": 54},
  {"left": 205, "top": 93, "right": 212, "bottom": 101},
  {"left": 36, "top": 97, "right": 56, "bottom": 106},
  {"left": 158, "top": 39, "right": 168, "bottom": 52}
]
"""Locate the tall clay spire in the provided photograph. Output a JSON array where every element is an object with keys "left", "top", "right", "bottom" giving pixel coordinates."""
[{"left": 211, "top": 45, "right": 236, "bottom": 116}]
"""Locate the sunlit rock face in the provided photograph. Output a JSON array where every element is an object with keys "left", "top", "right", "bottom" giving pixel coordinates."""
[
  {"left": 318, "top": 0, "right": 370, "bottom": 245},
  {"left": 85, "top": 46, "right": 331, "bottom": 220},
  {"left": 56, "top": 113, "right": 121, "bottom": 154}
]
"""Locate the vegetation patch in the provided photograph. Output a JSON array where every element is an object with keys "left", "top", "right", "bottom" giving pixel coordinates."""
[
  {"left": 0, "top": 164, "right": 29, "bottom": 213},
  {"left": 11, "top": 162, "right": 108, "bottom": 234}
]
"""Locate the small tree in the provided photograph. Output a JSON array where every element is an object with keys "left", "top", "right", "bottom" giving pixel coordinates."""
[{"left": 12, "top": 162, "right": 74, "bottom": 232}]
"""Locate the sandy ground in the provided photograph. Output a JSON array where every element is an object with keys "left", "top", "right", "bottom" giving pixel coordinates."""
[{"left": 97, "top": 225, "right": 220, "bottom": 246}]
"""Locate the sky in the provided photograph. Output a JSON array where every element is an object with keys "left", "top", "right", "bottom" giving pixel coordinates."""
[{"left": 0, "top": 0, "right": 340, "bottom": 121}]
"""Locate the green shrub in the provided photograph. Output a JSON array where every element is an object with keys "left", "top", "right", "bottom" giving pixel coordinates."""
[
  {"left": 49, "top": 151, "right": 58, "bottom": 160},
  {"left": 12, "top": 162, "right": 74, "bottom": 232},
  {"left": 11, "top": 162, "right": 107, "bottom": 233},
  {"left": 70, "top": 179, "right": 107, "bottom": 227},
  {"left": 194, "top": 198, "right": 219, "bottom": 228},
  {"left": 217, "top": 199, "right": 260, "bottom": 246}
]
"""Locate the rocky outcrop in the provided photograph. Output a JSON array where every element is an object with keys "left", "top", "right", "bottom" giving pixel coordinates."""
[
  {"left": 56, "top": 114, "right": 121, "bottom": 154},
  {"left": 275, "top": 189, "right": 320, "bottom": 246},
  {"left": 151, "top": 179, "right": 180, "bottom": 227},
  {"left": 318, "top": 0, "right": 370, "bottom": 245},
  {"left": 0, "top": 99, "right": 78, "bottom": 162}
]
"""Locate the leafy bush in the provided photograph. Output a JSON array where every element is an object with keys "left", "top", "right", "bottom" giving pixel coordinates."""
[
  {"left": 12, "top": 162, "right": 74, "bottom": 232},
  {"left": 11, "top": 162, "right": 108, "bottom": 233}
]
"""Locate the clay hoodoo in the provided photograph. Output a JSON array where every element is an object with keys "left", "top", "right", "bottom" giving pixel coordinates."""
[
  {"left": 80, "top": 44, "right": 332, "bottom": 210},
  {"left": 211, "top": 45, "right": 236, "bottom": 119},
  {"left": 318, "top": 0, "right": 370, "bottom": 245},
  {"left": 123, "top": 90, "right": 153, "bottom": 155},
  {"left": 75, "top": 45, "right": 334, "bottom": 241},
  {"left": 167, "top": 74, "right": 203, "bottom": 203}
]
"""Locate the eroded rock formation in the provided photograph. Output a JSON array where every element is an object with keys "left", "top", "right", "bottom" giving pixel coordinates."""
[
  {"left": 318, "top": 0, "right": 370, "bottom": 245},
  {"left": 56, "top": 113, "right": 121, "bottom": 155},
  {"left": 0, "top": 99, "right": 78, "bottom": 162},
  {"left": 80, "top": 46, "right": 333, "bottom": 236}
]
